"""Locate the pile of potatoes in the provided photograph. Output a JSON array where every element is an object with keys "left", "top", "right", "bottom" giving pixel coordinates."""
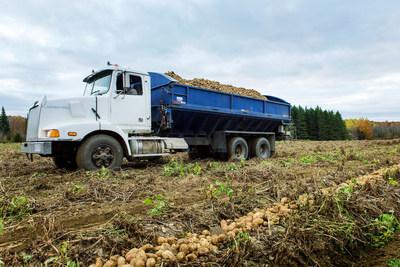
[
  {"left": 319, "top": 164, "right": 400, "bottom": 196},
  {"left": 165, "top": 71, "right": 268, "bottom": 100},
  {"left": 89, "top": 230, "right": 227, "bottom": 267},
  {"left": 90, "top": 198, "right": 299, "bottom": 267},
  {"left": 220, "top": 197, "right": 298, "bottom": 236}
]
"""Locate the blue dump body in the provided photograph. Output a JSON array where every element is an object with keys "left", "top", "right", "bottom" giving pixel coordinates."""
[{"left": 149, "top": 72, "right": 291, "bottom": 138}]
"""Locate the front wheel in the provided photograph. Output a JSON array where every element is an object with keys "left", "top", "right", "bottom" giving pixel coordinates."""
[{"left": 76, "top": 135, "right": 123, "bottom": 171}]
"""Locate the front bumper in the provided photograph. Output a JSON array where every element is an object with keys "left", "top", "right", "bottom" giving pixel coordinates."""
[{"left": 21, "top": 142, "right": 52, "bottom": 154}]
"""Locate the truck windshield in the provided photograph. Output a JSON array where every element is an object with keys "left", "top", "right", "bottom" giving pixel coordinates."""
[{"left": 83, "top": 70, "right": 113, "bottom": 96}]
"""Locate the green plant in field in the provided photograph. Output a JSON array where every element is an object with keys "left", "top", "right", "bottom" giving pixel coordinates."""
[
  {"left": 338, "top": 182, "right": 359, "bottom": 201},
  {"left": 145, "top": 194, "right": 174, "bottom": 215},
  {"left": 226, "top": 162, "right": 238, "bottom": 171},
  {"left": 300, "top": 155, "right": 314, "bottom": 163},
  {"left": 69, "top": 184, "right": 86, "bottom": 193},
  {"left": 163, "top": 157, "right": 187, "bottom": 176},
  {"left": 355, "top": 152, "right": 365, "bottom": 161},
  {"left": 0, "top": 258, "right": 4, "bottom": 267},
  {"left": 20, "top": 252, "right": 32, "bottom": 266},
  {"left": 388, "top": 258, "right": 400, "bottom": 267},
  {"left": 163, "top": 158, "right": 180, "bottom": 176},
  {"left": 191, "top": 162, "right": 202, "bottom": 175},
  {"left": 0, "top": 218, "right": 3, "bottom": 234},
  {"left": 163, "top": 158, "right": 202, "bottom": 177},
  {"left": 30, "top": 172, "right": 46, "bottom": 178},
  {"left": 102, "top": 224, "right": 126, "bottom": 237},
  {"left": 216, "top": 177, "right": 234, "bottom": 198},
  {"left": 260, "top": 160, "right": 274, "bottom": 166},
  {"left": 85, "top": 166, "right": 124, "bottom": 183},
  {"left": 205, "top": 177, "right": 234, "bottom": 200},
  {"left": 225, "top": 157, "right": 245, "bottom": 171},
  {"left": 1, "top": 193, "right": 35, "bottom": 219},
  {"left": 334, "top": 196, "right": 344, "bottom": 214},
  {"left": 237, "top": 157, "right": 245, "bottom": 168},
  {"left": 57, "top": 241, "right": 80, "bottom": 267},
  {"left": 389, "top": 147, "right": 400, "bottom": 155},
  {"left": 209, "top": 161, "right": 222, "bottom": 170},
  {"left": 365, "top": 211, "right": 400, "bottom": 247},
  {"left": 232, "top": 231, "right": 250, "bottom": 250},
  {"left": 384, "top": 168, "right": 400, "bottom": 185},
  {"left": 300, "top": 152, "right": 334, "bottom": 164},
  {"left": 86, "top": 166, "right": 110, "bottom": 179},
  {"left": 280, "top": 157, "right": 293, "bottom": 168}
]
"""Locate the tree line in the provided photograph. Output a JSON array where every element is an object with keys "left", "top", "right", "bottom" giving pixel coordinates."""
[
  {"left": 0, "top": 107, "right": 26, "bottom": 143},
  {"left": 345, "top": 119, "right": 400, "bottom": 140},
  {"left": 291, "top": 106, "right": 348, "bottom": 140}
]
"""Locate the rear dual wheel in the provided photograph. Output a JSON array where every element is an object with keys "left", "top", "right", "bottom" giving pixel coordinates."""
[
  {"left": 227, "top": 137, "right": 248, "bottom": 160},
  {"left": 250, "top": 137, "right": 271, "bottom": 160}
]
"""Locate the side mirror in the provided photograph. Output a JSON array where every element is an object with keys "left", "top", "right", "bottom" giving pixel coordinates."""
[{"left": 123, "top": 72, "right": 130, "bottom": 91}]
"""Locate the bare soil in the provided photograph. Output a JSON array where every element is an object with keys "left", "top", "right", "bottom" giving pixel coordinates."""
[{"left": 0, "top": 140, "right": 400, "bottom": 266}]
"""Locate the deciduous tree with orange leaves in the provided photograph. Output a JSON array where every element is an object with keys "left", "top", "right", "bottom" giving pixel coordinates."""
[{"left": 345, "top": 118, "right": 373, "bottom": 140}]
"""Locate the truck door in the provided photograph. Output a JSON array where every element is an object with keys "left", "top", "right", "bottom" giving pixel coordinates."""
[{"left": 110, "top": 71, "right": 151, "bottom": 134}]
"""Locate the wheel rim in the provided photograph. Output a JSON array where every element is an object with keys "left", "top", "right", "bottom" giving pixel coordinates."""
[
  {"left": 260, "top": 143, "right": 267, "bottom": 157},
  {"left": 235, "top": 144, "right": 244, "bottom": 157},
  {"left": 91, "top": 145, "right": 114, "bottom": 167}
]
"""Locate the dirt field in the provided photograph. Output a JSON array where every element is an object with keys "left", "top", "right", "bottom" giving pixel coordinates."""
[{"left": 1, "top": 140, "right": 400, "bottom": 266}]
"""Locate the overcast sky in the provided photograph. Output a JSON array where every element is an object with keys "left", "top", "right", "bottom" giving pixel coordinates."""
[{"left": 1, "top": 0, "right": 399, "bottom": 121}]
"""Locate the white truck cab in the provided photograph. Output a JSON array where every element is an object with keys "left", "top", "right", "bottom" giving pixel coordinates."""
[{"left": 21, "top": 64, "right": 187, "bottom": 170}]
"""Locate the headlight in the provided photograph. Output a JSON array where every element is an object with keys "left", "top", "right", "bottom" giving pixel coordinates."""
[{"left": 46, "top": 129, "right": 60, "bottom": 138}]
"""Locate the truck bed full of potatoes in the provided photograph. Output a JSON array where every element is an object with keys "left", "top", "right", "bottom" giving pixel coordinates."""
[{"left": 165, "top": 72, "right": 268, "bottom": 100}]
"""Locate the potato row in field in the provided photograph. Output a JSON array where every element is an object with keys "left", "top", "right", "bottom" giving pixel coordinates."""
[
  {"left": 89, "top": 197, "right": 300, "bottom": 266},
  {"left": 165, "top": 71, "right": 268, "bottom": 100}
]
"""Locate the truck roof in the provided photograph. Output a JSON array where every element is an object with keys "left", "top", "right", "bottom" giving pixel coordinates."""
[{"left": 82, "top": 65, "right": 150, "bottom": 82}]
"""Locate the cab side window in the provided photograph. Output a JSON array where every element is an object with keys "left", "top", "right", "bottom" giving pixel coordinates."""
[{"left": 128, "top": 75, "right": 143, "bottom": 95}]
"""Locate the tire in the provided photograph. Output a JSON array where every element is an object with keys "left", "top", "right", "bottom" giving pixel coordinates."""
[
  {"left": 227, "top": 137, "right": 248, "bottom": 160},
  {"left": 251, "top": 137, "right": 271, "bottom": 160},
  {"left": 76, "top": 135, "right": 123, "bottom": 171},
  {"left": 53, "top": 157, "right": 78, "bottom": 170}
]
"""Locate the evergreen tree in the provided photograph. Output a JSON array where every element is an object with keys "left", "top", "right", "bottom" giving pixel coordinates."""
[
  {"left": 315, "top": 106, "right": 327, "bottom": 140},
  {"left": 0, "top": 107, "right": 10, "bottom": 139},
  {"left": 326, "top": 110, "right": 336, "bottom": 140},
  {"left": 307, "top": 107, "right": 319, "bottom": 140},
  {"left": 335, "top": 112, "right": 348, "bottom": 139},
  {"left": 291, "top": 106, "right": 299, "bottom": 127},
  {"left": 296, "top": 106, "right": 308, "bottom": 139},
  {"left": 291, "top": 105, "right": 347, "bottom": 141},
  {"left": 12, "top": 132, "right": 23, "bottom": 143},
  {"left": 291, "top": 106, "right": 308, "bottom": 139}
]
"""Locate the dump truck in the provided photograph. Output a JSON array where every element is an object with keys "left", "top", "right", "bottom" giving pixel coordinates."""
[{"left": 21, "top": 64, "right": 291, "bottom": 170}]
